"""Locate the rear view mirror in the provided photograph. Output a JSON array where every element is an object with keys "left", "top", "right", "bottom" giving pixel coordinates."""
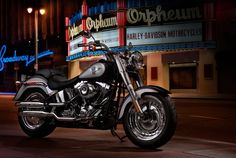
[
  {"left": 79, "top": 30, "right": 92, "bottom": 39},
  {"left": 128, "top": 42, "right": 133, "bottom": 50}
]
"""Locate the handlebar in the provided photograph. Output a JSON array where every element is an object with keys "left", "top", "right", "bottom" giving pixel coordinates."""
[
  {"left": 77, "top": 30, "right": 111, "bottom": 52},
  {"left": 77, "top": 41, "right": 111, "bottom": 52}
]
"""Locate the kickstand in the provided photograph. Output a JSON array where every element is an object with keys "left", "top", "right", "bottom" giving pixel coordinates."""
[{"left": 110, "top": 128, "right": 127, "bottom": 142}]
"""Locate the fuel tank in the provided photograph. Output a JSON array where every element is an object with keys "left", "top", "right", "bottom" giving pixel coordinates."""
[{"left": 79, "top": 60, "right": 117, "bottom": 82}]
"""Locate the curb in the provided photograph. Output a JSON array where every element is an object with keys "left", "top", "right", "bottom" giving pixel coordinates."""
[{"left": 171, "top": 94, "right": 236, "bottom": 100}]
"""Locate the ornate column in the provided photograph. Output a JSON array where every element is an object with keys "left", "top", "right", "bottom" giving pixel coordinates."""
[
  {"left": 82, "top": 0, "right": 88, "bottom": 50},
  {"left": 117, "top": 0, "right": 126, "bottom": 47}
]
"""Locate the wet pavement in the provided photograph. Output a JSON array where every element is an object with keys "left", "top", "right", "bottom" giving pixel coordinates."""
[
  {"left": 1, "top": 124, "right": 236, "bottom": 158},
  {"left": 1, "top": 95, "right": 236, "bottom": 158}
]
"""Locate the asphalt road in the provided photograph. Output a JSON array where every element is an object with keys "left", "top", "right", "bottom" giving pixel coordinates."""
[
  {"left": 1, "top": 95, "right": 236, "bottom": 158},
  {"left": 174, "top": 98, "right": 236, "bottom": 143}
]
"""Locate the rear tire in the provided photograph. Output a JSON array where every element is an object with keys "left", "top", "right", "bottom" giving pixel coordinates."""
[
  {"left": 18, "top": 90, "right": 56, "bottom": 138},
  {"left": 123, "top": 94, "right": 176, "bottom": 148}
]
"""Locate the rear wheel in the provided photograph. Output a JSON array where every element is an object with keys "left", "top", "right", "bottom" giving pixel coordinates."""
[
  {"left": 123, "top": 94, "right": 176, "bottom": 148},
  {"left": 18, "top": 90, "right": 56, "bottom": 138}
]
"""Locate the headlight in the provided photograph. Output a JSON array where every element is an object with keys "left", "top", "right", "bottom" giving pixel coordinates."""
[{"left": 130, "top": 51, "right": 144, "bottom": 69}]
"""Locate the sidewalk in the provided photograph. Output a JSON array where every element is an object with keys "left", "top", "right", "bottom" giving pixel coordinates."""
[
  {"left": 0, "top": 94, "right": 16, "bottom": 113},
  {"left": 171, "top": 93, "right": 236, "bottom": 100},
  {"left": 0, "top": 124, "right": 236, "bottom": 158}
]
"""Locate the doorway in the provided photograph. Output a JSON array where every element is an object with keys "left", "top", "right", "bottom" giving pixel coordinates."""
[{"left": 169, "top": 64, "right": 197, "bottom": 89}]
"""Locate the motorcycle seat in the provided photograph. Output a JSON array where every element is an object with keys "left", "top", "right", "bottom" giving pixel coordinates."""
[
  {"left": 48, "top": 75, "right": 79, "bottom": 91},
  {"left": 35, "top": 69, "right": 63, "bottom": 79},
  {"left": 35, "top": 69, "right": 80, "bottom": 91}
]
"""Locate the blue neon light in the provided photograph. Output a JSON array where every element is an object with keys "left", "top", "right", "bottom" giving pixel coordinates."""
[
  {"left": 0, "top": 45, "right": 54, "bottom": 71},
  {"left": 0, "top": 92, "right": 16, "bottom": 95}
]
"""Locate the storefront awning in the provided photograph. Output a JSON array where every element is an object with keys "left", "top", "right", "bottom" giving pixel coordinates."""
[{"left": 66, "top": 41, "right": 216, "bottom": 61}]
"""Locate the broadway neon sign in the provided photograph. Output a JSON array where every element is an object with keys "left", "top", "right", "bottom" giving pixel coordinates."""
[{"left": 0, "top": 45, "right": 54, "bottom": 71}]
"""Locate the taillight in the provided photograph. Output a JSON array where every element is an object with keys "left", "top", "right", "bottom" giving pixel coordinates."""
[
  {"left": 25, "top": 81, "right": 38, "bottom": 85},
  {"left": 25, "top": 81, "right": 46, "bottom": 86}
]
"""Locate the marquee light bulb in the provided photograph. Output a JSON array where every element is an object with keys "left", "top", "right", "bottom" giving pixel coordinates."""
[
  {"left": 39, "top": 9, "right": 46, "bottom": 15},
  {"left": 27, "top": 7, "right": 33, "bottom": 14}
]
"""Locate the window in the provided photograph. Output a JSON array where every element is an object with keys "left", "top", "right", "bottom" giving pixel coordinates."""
[{"left": 169, "top": 64, "right": 197, "bottom": 89}]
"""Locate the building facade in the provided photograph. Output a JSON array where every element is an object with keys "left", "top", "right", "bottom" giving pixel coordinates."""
[
  {"left": 0, "top": 0, "right": 83, "bottom": 92},
  {"left": 66, "top": 0, "right": 219, "bottom": 95},
  {"left": 0, "top": 0, "right": 235, "bottom": 95}
]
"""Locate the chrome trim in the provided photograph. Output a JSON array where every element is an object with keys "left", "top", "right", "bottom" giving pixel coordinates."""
[
  {"left": 114, "top": 55, "right": 143, "bottom": 113},
  {"left": 17, "top": 102, "right": 44, "bottom": 108},
  {"left": 118, "top": 88, "right": 158, "bottom": 119},
  {"left": 17, "top": 102, "right": 65, "bottom": 108},
  {"left": 20, "top": 111, "right": 76, "bottom": 122},
  {"left": 49, "top": 103, "right": 65, "bottom": 106}
]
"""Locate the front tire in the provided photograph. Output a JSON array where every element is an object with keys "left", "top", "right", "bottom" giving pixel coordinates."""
[
  {"left": 18, "top": 90, "right": 56, "bottom": 138},
  {"left": 123, "top": 94, "right": 176, "bottom": 148}
]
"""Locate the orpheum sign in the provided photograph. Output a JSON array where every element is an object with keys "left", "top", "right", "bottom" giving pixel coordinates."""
[
  {"left": 127, "top": 5, "right": 202, "bottom": 26},
  {"left": 68, "top": 14, "right": 117, "bottom": 38},
  {"left": 86, "top": 14, "right": 117, "bottom": 32},
  {"left": 86, "top": 12, "right": 118, "bottom": 32}
]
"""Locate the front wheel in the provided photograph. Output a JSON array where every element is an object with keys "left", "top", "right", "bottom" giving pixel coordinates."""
[{"left": 123, "top": 94, "right": 176, "bottom": 148}]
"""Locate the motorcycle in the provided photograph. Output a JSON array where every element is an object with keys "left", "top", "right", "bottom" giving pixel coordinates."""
[{"left": 14, "top": 31, "right": 176, "bottom": 148}]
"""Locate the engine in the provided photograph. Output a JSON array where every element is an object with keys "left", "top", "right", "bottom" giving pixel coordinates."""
[
  {"left": 78, "top": 82, "right": 99, "bottom": 99},
  {"left": 61, "top": 81, "right": 111, "bottom": 119}
]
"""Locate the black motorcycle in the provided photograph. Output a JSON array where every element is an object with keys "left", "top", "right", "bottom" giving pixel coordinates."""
[{"left": 14, "top": 31, "right": 176, "bottom": 148}]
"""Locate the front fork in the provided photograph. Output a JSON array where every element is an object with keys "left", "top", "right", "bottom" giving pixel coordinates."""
[{"left": 114, "top": 55, "right": 143, "bottom": 113}]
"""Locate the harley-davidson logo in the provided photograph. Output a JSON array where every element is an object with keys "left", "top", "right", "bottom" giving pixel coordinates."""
[{"left": 90, "top": 66, "right": 102, "bottom": 75}]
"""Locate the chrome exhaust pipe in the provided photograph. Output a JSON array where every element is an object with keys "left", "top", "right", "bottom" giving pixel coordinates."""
[
  {"left": 17, "top": 102, "right": 44, "bottom": 108},
  {"left": 20, "top": 111, "right": 76, "bottom": 122},
  {"left": 17, "top": 102, "right": 65, "bottom": 108}
]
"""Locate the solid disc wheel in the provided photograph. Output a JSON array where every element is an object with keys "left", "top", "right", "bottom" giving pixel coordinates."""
[
  {"left": 18, "top": 90, "right": 56, "bottom": 138},
  {"left": 123, "top": 94, "right": 176, "bottom": 148}
]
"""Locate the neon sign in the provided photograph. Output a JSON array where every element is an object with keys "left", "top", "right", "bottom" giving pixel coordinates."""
[{"left": 0, "top": 45, "right": 54, "bottom": 71}]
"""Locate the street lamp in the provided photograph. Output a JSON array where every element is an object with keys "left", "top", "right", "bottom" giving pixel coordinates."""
[{"left": 27, "top": 7, "right": 46, "bottom": 71}]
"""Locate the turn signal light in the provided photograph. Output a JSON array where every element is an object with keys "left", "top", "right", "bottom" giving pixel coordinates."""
[{"left": 15, "top": 81, "right": 21, "bottom": 91}]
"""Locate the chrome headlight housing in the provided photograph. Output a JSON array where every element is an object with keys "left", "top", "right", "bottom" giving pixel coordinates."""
[{"left": 130, "top": 51, "right": 144, "bottom": 69}]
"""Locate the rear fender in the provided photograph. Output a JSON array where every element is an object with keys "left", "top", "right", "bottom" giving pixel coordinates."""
[
  {"left": 118, "top": 86, "right": 170, "bottom": 120},
  {"left": 14, "top": 77, "right": 54, "bottom": 101}
]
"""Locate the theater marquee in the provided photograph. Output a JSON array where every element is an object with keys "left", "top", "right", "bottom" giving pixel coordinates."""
[
  {"left": 127, "top": 23, "right": 202, "bottom": 45},
  {"left": 127, "top": 5, "right": 203, "bottom": 26}
]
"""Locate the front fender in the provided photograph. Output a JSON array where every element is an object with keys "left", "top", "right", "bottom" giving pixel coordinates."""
[
  {"left": 118, "top": 86, "right": 170, "bottom": 120},
  {"left": 14, "top": 77, "right": 54, "bottom": 101}
]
